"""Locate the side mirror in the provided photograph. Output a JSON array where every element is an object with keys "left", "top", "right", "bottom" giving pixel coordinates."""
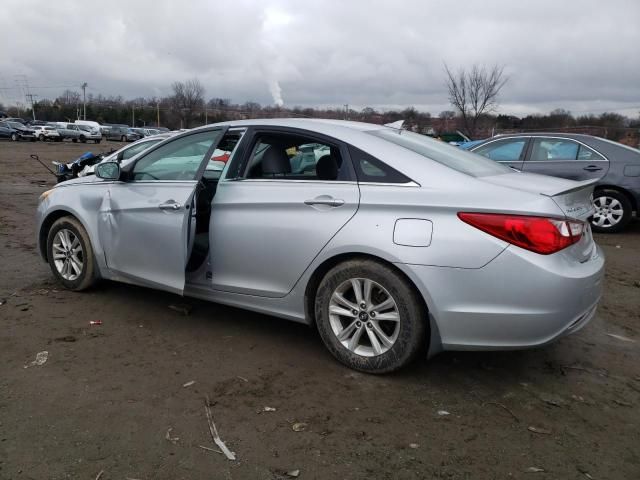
[{"left": 95, "top": 162, "right": 121, "bottom": 181}]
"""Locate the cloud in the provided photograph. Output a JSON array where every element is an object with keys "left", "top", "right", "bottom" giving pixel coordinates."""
[{"left": 0, "top": 0, "right": 638, "bottom": 116}]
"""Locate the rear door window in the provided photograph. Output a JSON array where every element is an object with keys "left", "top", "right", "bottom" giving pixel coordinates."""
[
  {"left": 530, "top": 138, "right": 580, "bottom": 161},
  {"left": 242, "top": 131, "right": 351, "bottom": 181}
]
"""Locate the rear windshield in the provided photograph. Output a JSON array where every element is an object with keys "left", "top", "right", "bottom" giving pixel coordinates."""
[{"left": 368, "top": 129, "right": 511, "bottom": 177}]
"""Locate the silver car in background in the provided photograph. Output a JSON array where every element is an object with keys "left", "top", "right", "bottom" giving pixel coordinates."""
[{"left": 35, "top": 119, "right": 604, "bottom": 372}]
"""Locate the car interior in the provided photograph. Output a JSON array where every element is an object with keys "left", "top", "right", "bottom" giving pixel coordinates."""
[{"left": 246, "top": 134, "right": 343, "bottom": 181}]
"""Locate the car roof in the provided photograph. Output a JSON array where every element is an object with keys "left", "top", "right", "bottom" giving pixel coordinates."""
[
  {"left": 193, "top": 118, "right": 384, "bottom": 134},
  {"left": 488, "top": 132, "right": 601, "bottom": 140}
]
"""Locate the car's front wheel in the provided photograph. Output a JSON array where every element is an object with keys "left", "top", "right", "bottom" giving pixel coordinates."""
[
  {"left": 46, "top": 216, "right": 97, "bottom": 291},
  {"left": 10, "top": 133, "right": 18, "bottom": 141},
  {"left": 315, "top": 259, "right": 427, "bottom": 373},
  {"left": 39, "top": 134, "right": 45, "bottom": 141},
  {"left": 591, "top": 189, "right": 632, "bottom": 233}
]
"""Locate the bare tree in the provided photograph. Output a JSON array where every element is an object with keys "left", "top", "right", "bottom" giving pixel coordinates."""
[
  {"left": 171, "top": 78, "right": 205, "bottom": 128},
  {"left": 444, "top": 64, "right": 507, "bottom": 138}
]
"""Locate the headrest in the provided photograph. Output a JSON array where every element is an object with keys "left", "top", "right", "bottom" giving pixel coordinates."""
[
  {"left": 261, "top": 146, "right": 291, "bottom": 175},
  {"left": 316, "top": 154, "right": 339, "bottom": 180}
]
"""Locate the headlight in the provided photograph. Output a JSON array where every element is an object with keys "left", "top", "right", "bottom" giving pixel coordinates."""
[{"left": 39, "top": 189, "right": 53, "bottom": 202}]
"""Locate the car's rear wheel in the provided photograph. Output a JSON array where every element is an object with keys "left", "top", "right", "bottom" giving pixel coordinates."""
[
  {"left": 72, "top": 138, "right": 77, "bottom": 143},
  {"left": 46, "top": 216, "right": 97, "bottom": 291},
  {"left": 121, "top": 135, "right": 126, "bottom": 142},
  {"left": 39, "top": 134, "right": 45, "bottom": 141},
  {"left": 315, "top": 259, "right": 427, "bottom": 373},
  {"left": 95, "top": 139, "right": 101, "bottom": 144},
  {"left": 591, "top": 189, "right": 632, "bottom": 233},
  {"left": 10, "top": 133, "right": 18, "bottom": 141},
  {"left": 80, "top": 135, "right": 86, "bottom": 143}
]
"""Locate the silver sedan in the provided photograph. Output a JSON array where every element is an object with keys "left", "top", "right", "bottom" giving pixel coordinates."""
[{"left": 36, "top": 119, "right": 604, "bottom": 372}]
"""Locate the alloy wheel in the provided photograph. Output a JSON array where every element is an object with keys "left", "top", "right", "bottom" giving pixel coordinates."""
[
  {"left": 592, "top": 195, "right": 624, "bottom": 228},
  {"left": 328, "top": 278, "right": 400, "bottom": 357},
  {"left": 52, "top": 229, "right": 84, "bottom": 281}
]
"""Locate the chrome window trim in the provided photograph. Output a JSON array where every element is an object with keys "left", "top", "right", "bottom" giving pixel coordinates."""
[
  {"left": 358, "top": 181, "right": 421, "bottom": 187},
  {"left": 224, "top": 178, "right": 357, "bottom": 185},
  {"left": 223, "top": 179, "right": 420, "bottom": 187},
  {"left": 474, "top": 135, "right": 609, "bottom": 162},
  {"left": 506, "top": 160, "right": 609, "bottom": 164},
  {"left": 526, "top": 135, "right": 609, "bottom": 162}
]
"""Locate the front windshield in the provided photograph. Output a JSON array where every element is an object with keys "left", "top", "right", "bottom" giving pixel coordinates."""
[{"left": 368, "top": 129, "right": 512, "bottom": 177}]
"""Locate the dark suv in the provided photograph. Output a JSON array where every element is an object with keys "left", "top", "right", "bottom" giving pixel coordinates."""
[{"left": 468, "top": 133, "right": 640, "bottom": 232}]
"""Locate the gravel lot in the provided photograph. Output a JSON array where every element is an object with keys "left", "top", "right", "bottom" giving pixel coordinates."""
[{"left": 1, "top": 140, "right": 639, "bottom": 480}]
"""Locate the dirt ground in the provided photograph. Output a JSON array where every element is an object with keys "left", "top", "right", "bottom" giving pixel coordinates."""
[{"left": 0, "top": 139, "right": 639, "bottom": 480}]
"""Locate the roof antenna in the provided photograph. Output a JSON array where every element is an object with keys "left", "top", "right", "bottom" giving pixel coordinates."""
[{"left": 384, "top": 120, "right": 404, "bottom": 133}]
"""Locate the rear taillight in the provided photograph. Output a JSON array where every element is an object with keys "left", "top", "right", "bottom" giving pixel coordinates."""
[{"left": 458, "top": 212, "right": 584, "bottom": 255}]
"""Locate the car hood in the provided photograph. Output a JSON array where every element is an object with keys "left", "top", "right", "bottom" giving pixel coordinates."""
[{"left": 54, "top": 176, "right": 103, "bottom": 188}]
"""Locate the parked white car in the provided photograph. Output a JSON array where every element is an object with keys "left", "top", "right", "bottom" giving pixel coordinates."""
[
  {"left": 74, "top": 120, "right": 103, "bottom": 132},
  {"left": 77, "top": 125, "right": 102, "bottom": 144},
  {"left": 33, "top": 125, "right": 61, "bottom": 141}
]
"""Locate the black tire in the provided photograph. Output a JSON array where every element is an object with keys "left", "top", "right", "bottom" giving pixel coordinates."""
[
  {"left": 315, "top": 259, "right": 427, "bottom": 373},
  {"left": 55, "top": 137, "right": 62, "bottom": 142},
  {"left": 46, "top": 216, "right": 97, "bottom": 291},
  {"left": 121, "top": 135, "right": 126, "bottom": 142},
  {"left": 95, "top": 139, "right": 101, "bottom": 144},
  {"left": 30, "top": 137, "right": 36, "bottom": 142},
  {"left": 39, "top": 134, "right": 45, "bottom": 141},
  {"left": 80, "top": 135, "right": 86, "bottom": 143},
  {"left": 591, "top": 189, "right": 632, "bottom": 233},
  {"left": 72, "top": 138, "right": 77, "bottom": 143},
  {"left": 11, "top": 133, "right": 18, "bottom": 141}
]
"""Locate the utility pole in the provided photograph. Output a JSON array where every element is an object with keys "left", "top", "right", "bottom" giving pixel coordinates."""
[
  {"left": 156, "top": 100, "right": 160, "bottom": 127},
  {"left": 81, "top": 82, "right": 88, "bottom": 120},
  {"left": 205, "top": 107, "right": 208, "bottom": 125},
  {"left": 132, "top": 104, "right": 135, "bottom": 127},
  {"left": 344, "top": 104, "right": 349, "bottom": 120},
  {"left": 25, "top": 93, "right": 38, "bottom": 120}
]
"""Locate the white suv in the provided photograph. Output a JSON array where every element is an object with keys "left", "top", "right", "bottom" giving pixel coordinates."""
[{"left": 33, "top": 125, "right": 61, "bottom": 141}]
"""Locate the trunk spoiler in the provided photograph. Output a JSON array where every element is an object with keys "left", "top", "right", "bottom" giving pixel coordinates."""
[
  {"left": 538, "top": 178, "right": 598, "bottom": 198},
  {"left": 541, "top": 178, "right": 596, "bottom": 221}
]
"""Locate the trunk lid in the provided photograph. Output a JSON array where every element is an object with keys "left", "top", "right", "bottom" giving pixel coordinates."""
[{"left": 483, "top": 172, "right": 595, "bottom": 221}]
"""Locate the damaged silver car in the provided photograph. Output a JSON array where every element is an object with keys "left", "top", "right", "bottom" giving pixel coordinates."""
[{"left": 36, "top": 119, "right": 604, "bottom": 372}]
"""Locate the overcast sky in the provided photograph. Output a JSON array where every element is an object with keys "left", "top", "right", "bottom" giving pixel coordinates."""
[{"left": 1, "top": 0, "right": 638, "bottom": 116}]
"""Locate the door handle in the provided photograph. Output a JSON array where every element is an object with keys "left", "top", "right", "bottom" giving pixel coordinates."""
[
  {"left": 583, "top": 165, "right": 603, "bottom": 172},
  {"left": 158, "top": 200, "right": 182, "bottom": 210},
  {"left": 304, "top": 197, "right": 345, "bottom": 207}
]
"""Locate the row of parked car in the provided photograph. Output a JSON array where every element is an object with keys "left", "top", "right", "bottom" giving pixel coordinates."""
[{"left": 0, "top": 117, "right": 169, "bottom": 143}]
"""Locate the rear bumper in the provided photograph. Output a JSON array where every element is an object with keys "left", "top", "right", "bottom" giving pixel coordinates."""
[{"left": 399, "top": 244, "right": 605, "bottom": 351}]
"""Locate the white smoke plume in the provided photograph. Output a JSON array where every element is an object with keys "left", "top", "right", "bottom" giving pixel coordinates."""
[{"left": 269, "top": 78, "right": 284, "bottom": 107}]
